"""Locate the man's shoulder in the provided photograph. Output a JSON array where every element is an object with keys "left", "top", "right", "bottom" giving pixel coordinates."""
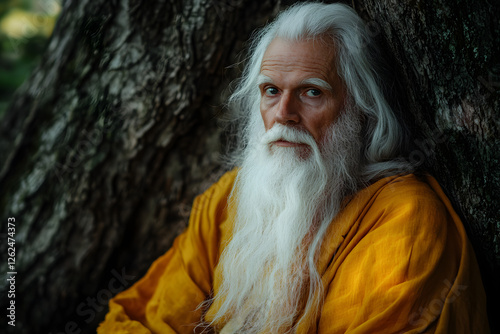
[
  {"left": 372, "top": 173, "right": 443, "bottom": 205},
  {"left": 201, "top": 168, "right": 238, "bottom": 199},
  {"left": 355, "top": 173, "right": 453, "bottom": 234},
  {"left": 186, "top": 169, "right": 239, "bottom": 244},
  {"left": 191, "top": 169, "right": 239, "bottom": 216},
  {"left": 336, "top": 173, "right": 463, "bottom": 272}
]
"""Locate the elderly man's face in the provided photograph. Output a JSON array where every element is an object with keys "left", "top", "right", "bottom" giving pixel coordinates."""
[{"left": 259, "top": 37, "right": 346, "bottom": 147}]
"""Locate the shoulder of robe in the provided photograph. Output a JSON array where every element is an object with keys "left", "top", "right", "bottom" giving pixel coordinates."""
[
  {"left": 352, "top": 173, "right": 455, "bottom": 250},
  {"left": 318, "top": 175, "right": 488, "bottom": 334},
  {"left": 332, "top": 173, "right": 463, "bottom": 285},
  {"left": 374, "top": 173, "right": 444, "bottom": 207},
  {"left": 187, "top": 168, "right": 239, "bottom": 245},
  {"left": 192, "top": 168, "right": 239, "bottom": 211},
  {"left": 369, "top": 173, "right": 449, "bottom": 225}
]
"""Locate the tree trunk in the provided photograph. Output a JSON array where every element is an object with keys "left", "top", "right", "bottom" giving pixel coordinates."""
[
  {"left": 0, "top": 0, "right": 280, "bottom": 332},
  {"left": 352, "top": 0, "right": 499, "bottom": 330},
  {"left": 0, "top": 0, "right": 498, "bottom": 333}
]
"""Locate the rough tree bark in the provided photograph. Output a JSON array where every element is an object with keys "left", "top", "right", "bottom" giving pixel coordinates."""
[
  {"left": 0, "top": 0, "right": 498, "bottom": 333},
  {"left": 353, "top": 0, "right": 499, "bottom": 330},
  {"left": 0, "top": 0, "right": 280, "bottom": 332}
]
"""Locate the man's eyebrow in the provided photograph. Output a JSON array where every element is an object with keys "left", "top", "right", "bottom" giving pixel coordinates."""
[
  {"left": 256, "top": 75, "right": 333, "bottom": 92},
  {"left": 300, "top": 78, "right": 333, "bottom": 92},
  {"left": 257, "top": 74, "right": 273, "bottom": 86}
]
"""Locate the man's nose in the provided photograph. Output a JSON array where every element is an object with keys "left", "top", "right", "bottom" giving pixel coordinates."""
[{"left": 275, "top": 92, "right": 300, "bottom": 125}]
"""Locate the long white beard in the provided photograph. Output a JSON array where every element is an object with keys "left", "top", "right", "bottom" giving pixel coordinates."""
[{"left": 208, "top": 106, "right": 363, "bottom": 333}]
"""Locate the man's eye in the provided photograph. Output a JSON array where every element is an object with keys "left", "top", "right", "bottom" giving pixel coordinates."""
[
  {"left": 305, "top": 89, "right": 321, "bottom": 97},
  {"left": 265, "top": 87, "right": 279, "bottom": 95}
]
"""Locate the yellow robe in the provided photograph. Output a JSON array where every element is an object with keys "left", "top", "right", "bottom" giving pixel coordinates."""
[{"left": 97, "top": 170, "right": 489, "bottom": 333}]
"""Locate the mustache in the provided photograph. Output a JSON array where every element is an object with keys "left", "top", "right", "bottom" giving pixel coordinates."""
[{"left": 260, "top": 124, "right": 317, "bottom": 147}]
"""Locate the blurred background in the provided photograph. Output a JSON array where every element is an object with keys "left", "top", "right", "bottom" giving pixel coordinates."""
[
  {"left": 0, "top": 0, "right": 61, "bottom": 118},
  {"left": 0, "top": 0, "right": 497, "bottom": 332}
]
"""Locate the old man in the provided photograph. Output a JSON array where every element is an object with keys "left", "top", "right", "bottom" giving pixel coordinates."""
[{"left": 98, "top": 2, "right": 489, "bottom": 333}]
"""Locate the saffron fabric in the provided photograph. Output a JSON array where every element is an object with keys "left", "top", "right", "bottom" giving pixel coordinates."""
[{"left": 98, "top": 171, "right": 489, "bottom": 333}]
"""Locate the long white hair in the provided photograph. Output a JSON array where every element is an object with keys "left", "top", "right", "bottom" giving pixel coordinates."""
[
  {"left": 205, "top": 2, "right": 416, "bottom": 332},
  {"left": 208, "top": 103, "right": 363, "bottom": 333},
  {"left": 226, "top": 1, "right": 414, "bottom": 181}
]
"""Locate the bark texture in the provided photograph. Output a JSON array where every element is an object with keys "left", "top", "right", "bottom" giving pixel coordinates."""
[
  {"left": 0, "top": 0, "right": 498, "bottom": 333},
  {"left": 0, "top": 0, "right": 280, "bottom": 332},
  {"left": 352, "top": 0, "right": 499, "bottom": 330}
]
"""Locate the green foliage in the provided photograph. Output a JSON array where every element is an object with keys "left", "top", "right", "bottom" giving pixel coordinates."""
[{"left": 0, "top": 0, "right": 61, "bottom": 118}]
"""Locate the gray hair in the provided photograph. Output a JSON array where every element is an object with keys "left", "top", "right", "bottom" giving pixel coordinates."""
[{"left": 226, "top": 1, "right": 414, "bottom": 181}]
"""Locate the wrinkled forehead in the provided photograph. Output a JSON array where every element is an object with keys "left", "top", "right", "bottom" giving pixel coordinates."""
[
  {"left": 259, "top": 37, "right": 340, "bottom": 83},
  {"left": 262, "top": 35, "right": 337, "bottom": 62}
]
